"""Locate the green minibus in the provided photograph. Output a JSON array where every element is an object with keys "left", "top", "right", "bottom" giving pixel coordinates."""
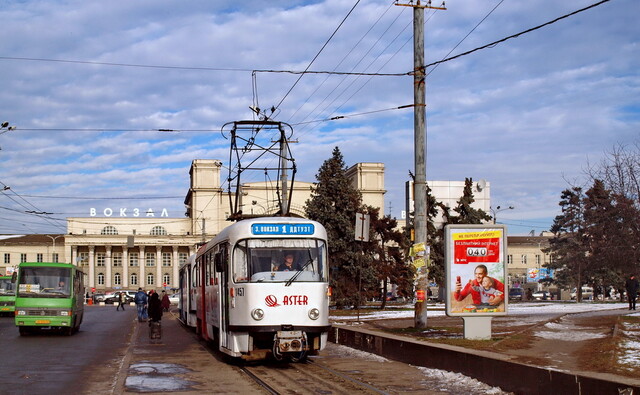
[
  {"left": 0, "top": 275, "right": 16, "bottom": 315},
  {"left": 13, "top": 262, "right": 85, "bottom": 336}
]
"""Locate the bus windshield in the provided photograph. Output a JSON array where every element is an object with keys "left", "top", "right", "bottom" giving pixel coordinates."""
[
  {"left": 18, "top": 267, "right": 72, "bottom": 298},
  {"left": 233, "top": 239, "right": 327, "bottom": 283},
  {"left": 0, "top": 278, "right": 15, "bottom": 296}
]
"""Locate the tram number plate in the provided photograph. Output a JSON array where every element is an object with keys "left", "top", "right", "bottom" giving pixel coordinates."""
[
  {"left": 35, "top": 320, "right": 50, "bottom": 324},
  {"left": 277, "top": 330, "right": 302, "bottom": 339}
]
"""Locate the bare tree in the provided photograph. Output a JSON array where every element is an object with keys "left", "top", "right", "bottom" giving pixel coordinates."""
[{"left": 584, "top": 142, "right": 640, "bottom": 207}]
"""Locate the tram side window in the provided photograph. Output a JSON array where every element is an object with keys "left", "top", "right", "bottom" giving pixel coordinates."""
[{"left": 233, "top": 242, "right": 249, "bottom": 283}]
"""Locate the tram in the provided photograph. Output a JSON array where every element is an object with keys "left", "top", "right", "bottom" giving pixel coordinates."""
[{"left": 179, "top": 217, "right": 330, "bottom": 362}]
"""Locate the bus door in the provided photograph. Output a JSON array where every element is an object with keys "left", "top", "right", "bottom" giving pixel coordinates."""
[{"left": 215, "top": 245, "right": 230, "bottom": 349}]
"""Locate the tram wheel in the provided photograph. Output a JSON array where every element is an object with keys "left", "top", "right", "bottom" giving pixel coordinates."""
[
  {"left": 18, "top": 326, "right": 30, "bottom": 336},
  {"left": 289, "top": 351, "right": 307, "bottom": 363}
]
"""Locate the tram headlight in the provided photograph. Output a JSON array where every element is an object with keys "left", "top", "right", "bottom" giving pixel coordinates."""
[
  {"left": 251, "top": 308, "right": 265, "bottom": 321},
  {"left": 16, "top": 310, "right": 26, "bottom": 316},
  {"left": 308, "top": 308, "right": 320, "bottom": 320}
]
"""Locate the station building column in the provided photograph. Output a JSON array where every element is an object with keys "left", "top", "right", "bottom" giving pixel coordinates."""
[
  {"left": 172, "top": 246, "right": 179, "bottom": 289},
  {"left": 156, "top": 246, "right": 162, "bottom": 289},
  {"left": 139, "top": 247, "right": 145, "bottom": 289},
  {"left": 105, "top": 246, "right": 112, "bottom": 288},
  {"left": 122, "top": 247, "right": 129, "bottom": 289},
  {"left": 88, "top": 246, "right": 95, "bottom": 288}
]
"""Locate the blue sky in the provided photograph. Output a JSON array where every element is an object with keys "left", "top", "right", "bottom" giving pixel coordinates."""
[{"left": 0, "top": 0, "right": 638, "bottom": 236}]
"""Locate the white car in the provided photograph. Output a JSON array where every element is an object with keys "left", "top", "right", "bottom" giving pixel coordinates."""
[
  {"left": 169, "top": 293, "right": 180, "bottom": 305},
  {"left": 570, "top": 286, "right": 594, "bottom": 300}
]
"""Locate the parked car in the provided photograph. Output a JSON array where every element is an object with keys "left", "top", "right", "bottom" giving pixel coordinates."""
[
  {"left": 532, "top": 291, "right": 550, "bottom": 300},
  {"left": 104, "top": 292, "right": 134, "bottom": 304},
  {"left": 508, "top": 288, "right": 524, "bottom": 301},
  {"left": 169, "top": 293, "right": 179, "bottom": 305},
  {"left": 93, "top": 293, "right": 107, "bottom": 302},
  {"left": 570, "top": 286, "right": 594, "bottom": 300}
]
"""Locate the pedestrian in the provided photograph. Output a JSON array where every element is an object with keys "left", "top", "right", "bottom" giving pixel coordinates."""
[
  {"left": 134, "top": 287, "right": 148, "bottom": 322},
  {"left": 148, "top": 292, "right": 163, "bottom": 323},
  {"left": 624, "top": 274, "right": 639, "bottom": 310},
  {"left": 161, "top": 290, "right": 170, "bottom": 312},
  {"left": 116, "top": 291, "right": 127, "bottom": 311}
]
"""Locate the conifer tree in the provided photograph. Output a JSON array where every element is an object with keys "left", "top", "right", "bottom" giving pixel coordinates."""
[{"left": 304, "top": 147, "right": 363, "bottom": 308}]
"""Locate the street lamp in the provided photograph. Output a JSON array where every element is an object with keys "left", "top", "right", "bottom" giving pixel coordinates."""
[
  {"left": 45, "top": 234, "right": 64, "bottom": 261},
  {"left": 490, "top": 205, "right": 514, "bottom": 224}
]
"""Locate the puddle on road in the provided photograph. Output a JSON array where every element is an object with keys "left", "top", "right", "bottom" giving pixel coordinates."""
[{"left": 125, "top": 362, "right": 198, "bottom": 393}]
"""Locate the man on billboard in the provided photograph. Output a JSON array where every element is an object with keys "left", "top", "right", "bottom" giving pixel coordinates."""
[{"left": 453, "top": 264, "right": 505, "bottom": 306}]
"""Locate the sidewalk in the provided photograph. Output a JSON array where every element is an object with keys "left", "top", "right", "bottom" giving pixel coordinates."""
[{"left": 112, "top": 309, "right": 260, "bottom": 394}]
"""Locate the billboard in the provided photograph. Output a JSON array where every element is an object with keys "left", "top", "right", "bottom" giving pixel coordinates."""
[
  {"left": 527, "top": 268, "right": 554, "bottom": 282},
  {"left": 445, "top": 224, "right": 508, "bottom": 317}
]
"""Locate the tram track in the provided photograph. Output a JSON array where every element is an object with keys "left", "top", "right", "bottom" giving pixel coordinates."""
[{"left": 241, "top": 358, "right": 390, "bottom": 395}]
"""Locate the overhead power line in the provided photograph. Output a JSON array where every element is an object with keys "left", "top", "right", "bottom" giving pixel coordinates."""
[{"left": 422, "top": 0, "right": 612, "bottom": 72}]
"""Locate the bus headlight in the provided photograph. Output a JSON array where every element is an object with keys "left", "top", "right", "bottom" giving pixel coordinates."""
[
  {"left": 251, "top": 308, "right": 264, "bottom": 321},
  {"left": 308, "top": 308, "right": 320, "bottom": 320},
  {"left": 60, "top": 310, "right": 70, "bottom": 316},
  {"left": 16, "top": 310, "right": 26, "bottom": 316}
]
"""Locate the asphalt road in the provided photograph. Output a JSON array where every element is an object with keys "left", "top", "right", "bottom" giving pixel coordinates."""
[{"left": 0, "top": 305, "right": 136, "bottom": 395}]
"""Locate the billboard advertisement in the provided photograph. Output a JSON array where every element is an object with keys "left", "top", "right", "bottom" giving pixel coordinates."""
[
  {"left": 445, "top": 224, "right": 507, "bottom": 317},
  {"left": 527, "top": 267, "right": 554, "bottom": 282}
]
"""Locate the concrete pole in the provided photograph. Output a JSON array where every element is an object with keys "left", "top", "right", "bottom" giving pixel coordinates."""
[{"left": 413, "top": 2, "right": 429, "bottom": 329}]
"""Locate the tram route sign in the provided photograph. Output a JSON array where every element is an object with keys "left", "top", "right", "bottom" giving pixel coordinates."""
[{"left": 251, "top": 223, "right": 315, "bottom": 235}]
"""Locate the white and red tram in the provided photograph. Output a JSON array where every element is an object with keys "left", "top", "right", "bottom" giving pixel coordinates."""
[{"left": 179, "top": 217, "right": 331, "bottom": 362}]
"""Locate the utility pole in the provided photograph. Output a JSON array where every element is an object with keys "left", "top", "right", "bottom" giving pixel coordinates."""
[{"left": 396, "top": 0, "right": 446, "bottom": 329}]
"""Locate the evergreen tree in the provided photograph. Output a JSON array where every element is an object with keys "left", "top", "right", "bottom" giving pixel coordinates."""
[
  {"left": 451, "top": 178, "right": 492, "bottom": 224},
  {"left": 546, "top": 187, "right": 588, "bottom": 295},
  {"left": 304, "top": 147, "right": 363, "bottom": 308},
  {"left": 583, "top": 180, "right": 640, "bottom": 291}
]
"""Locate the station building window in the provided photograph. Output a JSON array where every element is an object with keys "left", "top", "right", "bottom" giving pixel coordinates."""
[
  {"left": 20, "top": 253, "right": 27, "bottom": 263},
  {"left": 150, "top": 226, "right": 167, "bottom": 236},
  {"left": 163, "top": 273, "right": 171, "bottom": 286},
  {"left": 178, "top": 252, "right": 188, "bottom": 265},
  {"left": 4, "top": 253, "right": 9, "bottom": 264},
  {"left": 129, "top": 252, "right": 139, "bottom": 267},
  {"left": 96, "top": 253, "right": 106, "bottom": 267},
  {"left": 521, "top": 255, "right": 527, "bottom": 265},
  {"left": 130, "top": 273, "right": 138, "bottom": 286},
  {"left": 37, "top": 253, "right": 43, "bottom": 262},
  {"left": 97, "top": 273, "right": 105, "bottom": 285},
  {"left": 145, "top": 252, "right": 155, "bottom": 267},
  {"left": 147, "top": 273, "right": 154, "bottom": 285},
  {"left": 79, "top": 252, "right": 89, "bottom": 266},
  {"left": 52, "top": 253, "right": 59, "bottom": 263},
  {"left": 114, "top": 273, "right": 121, "bottom": 286},
  {"left": 101, "top": 226, "right": 118, "bottom": 235},
  {"left": 162, "top": 252, "right": 172, "bottom": 267},
  {"left": 113, "top": 252, "right": 123, "bottom": 267},
  {"left": 507, "top": 255, "right": 513, "bottom": 265}
]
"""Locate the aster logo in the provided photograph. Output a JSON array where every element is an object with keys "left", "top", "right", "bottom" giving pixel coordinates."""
[{"left": 265, "top": 295, "right": 280, "bottom": 307}]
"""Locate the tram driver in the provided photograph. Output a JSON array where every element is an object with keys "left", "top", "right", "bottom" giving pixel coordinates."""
[{"left": 277, "top": 253, "right": 302, "bottom": 272}]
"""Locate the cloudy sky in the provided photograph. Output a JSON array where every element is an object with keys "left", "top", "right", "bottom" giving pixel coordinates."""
[{"left": 0, "top": 0, "right": 638, "bottom": 236}]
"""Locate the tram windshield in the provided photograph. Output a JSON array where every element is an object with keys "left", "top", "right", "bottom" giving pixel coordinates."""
[
  {"left": 0, "top": 277, "right": 15, "bottom": 296},
  {"left": 233, "top": 239, "right": 327, "bottom": 283},
  {"left": 17, "top": 267, "right": 72, "bottom": 298}
]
